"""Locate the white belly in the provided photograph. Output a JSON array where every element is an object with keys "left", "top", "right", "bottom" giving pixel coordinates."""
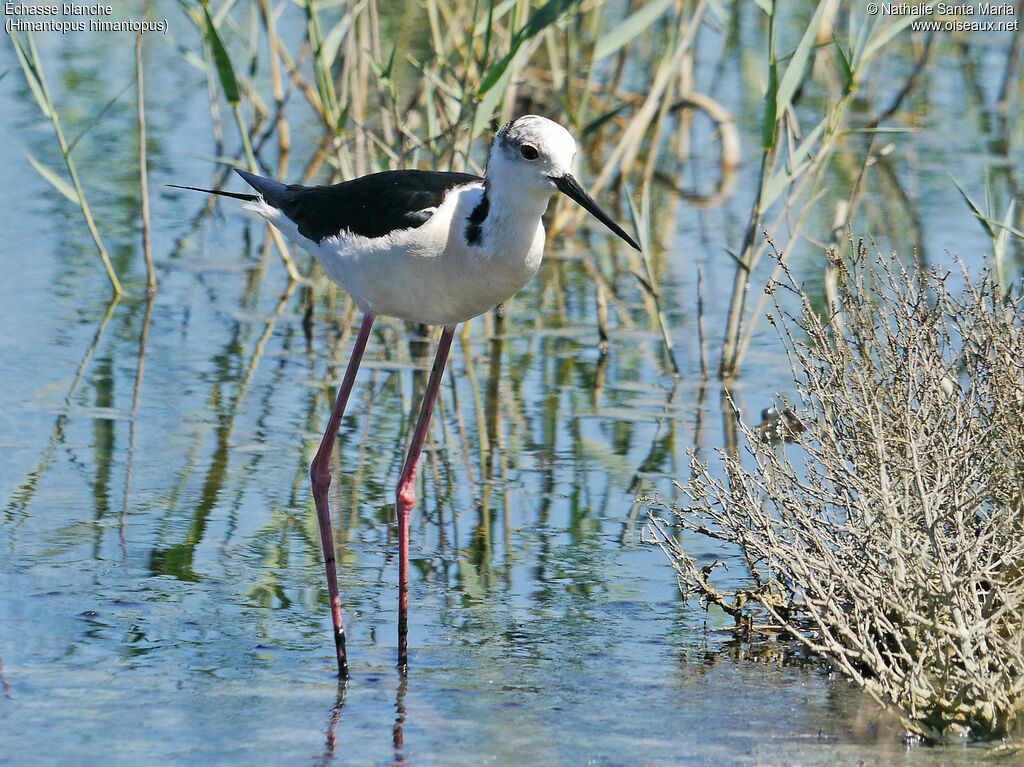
[{"left": 253, "top": 186, "right": 548, "bottom": 326}]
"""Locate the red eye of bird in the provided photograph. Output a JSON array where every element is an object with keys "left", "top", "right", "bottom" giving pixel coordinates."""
[{"left": 520, "top": 144, "right": 539, "bottom": 160}]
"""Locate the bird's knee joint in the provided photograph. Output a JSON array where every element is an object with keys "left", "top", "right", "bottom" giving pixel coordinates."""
[
  {"left": 397, "top": 484, "right": 416, "bottom": 510},
  {"left": 310, "top": 464, "right": 332, "bottom": 490}
]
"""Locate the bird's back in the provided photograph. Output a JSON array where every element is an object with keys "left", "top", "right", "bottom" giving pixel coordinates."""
[{"left": 237, "top": 168, "right": 482, "bottom": 243}]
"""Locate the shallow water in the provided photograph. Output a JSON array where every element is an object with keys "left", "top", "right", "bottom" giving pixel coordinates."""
[{"left": 2, "top": 2, "right": 1023, "bottom": 764}]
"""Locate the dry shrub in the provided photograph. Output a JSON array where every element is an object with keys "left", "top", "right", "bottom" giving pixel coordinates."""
[{"left": 646, "top": 242, "right": 1024, "bottom": 742}]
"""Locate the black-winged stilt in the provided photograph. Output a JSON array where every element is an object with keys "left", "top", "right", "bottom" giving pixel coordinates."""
[{"left": 173, "top": 115, "right": 639, "bottom": 676}]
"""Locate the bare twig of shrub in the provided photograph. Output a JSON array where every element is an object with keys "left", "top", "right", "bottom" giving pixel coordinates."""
[{"left": 646, "top": 241, "right": 1024, "bottom": 742}]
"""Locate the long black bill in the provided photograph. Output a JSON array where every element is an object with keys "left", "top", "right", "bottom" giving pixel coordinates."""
[
  {"left": 552, "top": 174, "right": 640, "bottom": 251},
  {"left": 166, "top": 183, "right": 258, "bottom": 202}
]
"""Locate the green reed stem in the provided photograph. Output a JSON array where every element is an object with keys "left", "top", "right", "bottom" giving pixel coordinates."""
[
  {"left": 12, "top": 31, "right": 122, "bottom": 297},
  {"left": 137, "top": 33, "right": 156, "bottom": 296}
]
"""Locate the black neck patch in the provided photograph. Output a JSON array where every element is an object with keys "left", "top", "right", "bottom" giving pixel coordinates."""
[{"left": 465, "top": 190, "right": 490, "bottom": 246}]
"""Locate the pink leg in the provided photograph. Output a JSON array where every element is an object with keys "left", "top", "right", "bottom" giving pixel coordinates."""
[
  {"left": 396, "top": 325, "right": 456, "bottom": 670},
  {"left": 310, "top": 312, "right": 376, "bottom": 678}
]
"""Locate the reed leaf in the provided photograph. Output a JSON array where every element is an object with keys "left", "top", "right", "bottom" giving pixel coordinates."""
[
  {"left": 477, "top": 43, "right": 519, "bottom": 96},
  {"left": 626, "top": 182, "right": 679, "bottom": 376},
  {"left": 166, "top": 32, "right": 209, "bottom": 71},
  {"left": 470, "top": 0, "right": 516, "bottom": 37},
  {"left": 761, "top": 56, "right": 777, "bottom": 151},
  {"left": 860, "top": 12, "right": 920, "bottom": 65},
  {"left": 321, "top": 2, "right": 359, "bottom": 68},
  {"left": 67, "top": 80, "right": 134, "bottom": 154},
  {"left": 200, "top": 0, "right": 241, "bottom": 105},
  {"left": 832, "top": 31, "right": 853, "bottom": 91},
  {"left": 303, "top": 0, "right": 340, "bottom": 126},
  {"left": 477, "top": 0, "right": 578, "bottom": 96},
  {"left": 759, "top": 116, "right": 827, "bottom": 213},
  {"left": 950, "top": 175, "right": 995, "bottom": 239},
  {"left": 10, "top": 33, "right": 52, "bottom": 119},
  {"left": 775, "top": 0, "right": 829, "bottom": 115},
  {"left": 952, "top": 174, "right": 1024, "bottom": 297},
  {"left": 24, "top": 151, "right": 78, "bottom": 203},
  {"left": 212, "top": 0, "right": 240, "bottom": 26},
  {"left": 592, "top": 0, "right": 673, "bottom": 61},
  {"left": 625, "top": 182, "right": 651, "bottom": 256},
  {"left": 11, "top": 31, "right": 121, "bottom": 295},
  {"left": 581, "top": 102, "right": 630, "bottom": 136},
  {"left": 993, "top": 199, "right": 1016, "bottom": 288},
  {"left": 848, "top": 6, "right": 872, "bottom": 69}
]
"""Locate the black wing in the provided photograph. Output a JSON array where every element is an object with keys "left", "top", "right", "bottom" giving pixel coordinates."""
[{"left": 237, "top": 168, "right": 482, "bottom": 242}]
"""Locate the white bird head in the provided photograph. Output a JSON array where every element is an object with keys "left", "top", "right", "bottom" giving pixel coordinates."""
[{"left": 486, "top": 115, "right": 640, "bottom": 250}]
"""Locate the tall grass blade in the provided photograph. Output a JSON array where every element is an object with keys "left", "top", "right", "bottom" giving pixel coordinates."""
[
  {"left": 761, "top": 2, "right": 777, "bottom": 151},
  {"left": 10, "top": 34, "right": 52, "bottom": 119},
  {"left": 849, "top": 7, "right": 872, "bottom": 68},
  {"left": 832, "top": 31, "right": 853, "bottom": 91},
  {"left": 478, "top": 0, "right": 578, "bottom": 96},
  {"left": 24, "top": 151, "right": 78, "bottom": 203},
  {"left": 984, "top": 167, "right": 997, "bottom": 225},
  {"left": 775, "top": 0, "right": 829, "bottom": 114},
  {"left": 952, "top": 174, "right": 1023, "bottom": 296},
  {"left": 200, "top": 0, "right": 241, "bottom": 104},
  {"left": 472, "top": 66, "right": 513, "bottom": 136},
  {"left": 471, "top": 0, "right": 516, "bottom": 37},
  {"left": 137, "top": 33, "right": 156, "bottom": 296},
  {"left": 12, "top": 31, "right": 122, "bottom": 296},
  {"left": 166, "top": 33, "right": 208, "bottom": 71},
  {"left": 477, "top": 45, "right": 519, "bottom": 97},
  {"left": 520, "top": 0, "right": 578, "bottom": 39},
  {"left": 212, "top": 0, "right": 240, "bottom": 26},
  {"left": 950, "top": 175, "right": 996, "bottom": 239},
  {"left": 626, "top": 182, "right": 680, "bottom": 376},
  {"left": 581, "top": 102, "right": 631, "bottom": 135},
  {"left": 762, "top": 61, "right": 777, "bottom": 150},
  {"left": 321, "top": 3, "right": 357, "bottom": 67},
  {"left": 861, "top": 13, "right": 920, "bottom": 64},
  {"left": 993, "top": 199, "right": 1015, "bottom": 294},
  {"left": 67, "top": 80, "right": 134, "bottom": 154},
  {"left": 759, "top": 117, "right": 827, "bottom": 213},
  {"left": 592, "top": 0, "right": 673, "bottom": 61},
  {"left": 195, "top": 0, "right": 255, "bottom": 168},
  {"left": 303, "top": 0, "right": 340, "bottom": 127}
]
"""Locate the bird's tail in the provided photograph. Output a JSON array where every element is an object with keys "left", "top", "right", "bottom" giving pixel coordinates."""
[{"left": 166, "top": 183, "right": 258, "bottom": 202}]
